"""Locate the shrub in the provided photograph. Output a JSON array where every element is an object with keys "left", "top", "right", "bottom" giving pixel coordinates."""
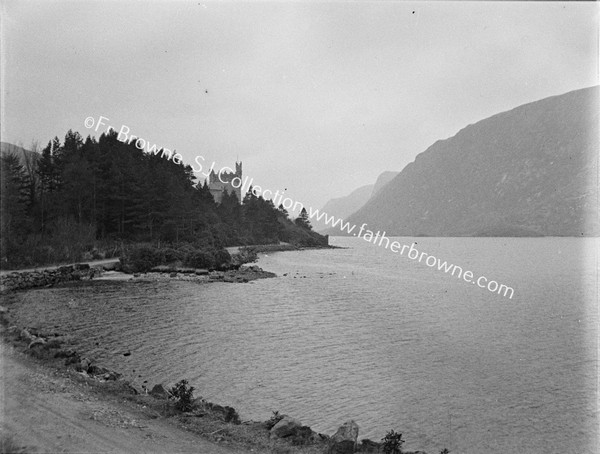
[
  {"left": 160, "top": 247, "right": 184, "bottom": 264},
  {"left": 184, "top": 249, "right": 216, "bottom": 269},
  {"left": 440, "top": 449, "right": 450, "bottom": 454},
  {"left": 231, "top": 247, "right": 258, "bottom": 268},
  {"left": 381, "top": 430, "right": 404, "bottom": 454},
  {"left": 121, "top": 245, "right": 160, "bottom": 272},
  {"left": 177, "top": 243, "right": 196, "bottom": 255},
  {"left": 169, "top": 379, "right": 195, "bottom": 412},
  {"left": 213, "top": 249, "right": 232, "bottom": 270}
]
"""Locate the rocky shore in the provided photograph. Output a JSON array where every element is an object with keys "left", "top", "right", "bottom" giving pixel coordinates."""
[
  {"left": 0, "top": 261, "right": 276, "bottom": 294},
  {"left": 0, "top": 264, "right": 98, "bottom": 293},
  {"left": 0, "top": 311, "right": 392, "bottom": 454},
  {"left": 0, "top": 264, "right": 441, "bottom": 454}
]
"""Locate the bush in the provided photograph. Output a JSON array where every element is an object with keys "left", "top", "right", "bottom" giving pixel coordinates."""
[
  {"left": 177, "top": 243, "right": 196, "bottom": 255},
  {"left": 184, "top": 249, "right": 216, "bottom": 269},
  {"left": 169, "top": 379, "right": 195, "bottom": 412},
  {"left": 381, "top": 430, "right": 404, "bottom": 454},
  {"left": 213, "top": 249, "right": 232, "bottom": 270},
  {"left": 231, "top": 247, "right": 258, "bottom": 268},
  {"left": 160, "top": 247, "right": 184, "bottom": 264},
  {"left": 121, "top": 245, "right": 161, "bottom": 272}
]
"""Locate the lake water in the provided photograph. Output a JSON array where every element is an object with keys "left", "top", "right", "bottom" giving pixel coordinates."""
[{"left": 16, "top": 237, "right": 598, "bottom": 453}]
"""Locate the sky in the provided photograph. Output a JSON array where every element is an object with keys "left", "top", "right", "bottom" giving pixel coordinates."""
[{"left": 1, "top": 1, "right": 598, "bottom": 212}]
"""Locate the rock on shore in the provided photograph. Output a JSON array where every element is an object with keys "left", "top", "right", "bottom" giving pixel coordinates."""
[
  {"left": 0, "top": 264, "right": 98, "bottom": 293},
  {"left": 329, "top": 420, "right": 359, "bottom": 453}
]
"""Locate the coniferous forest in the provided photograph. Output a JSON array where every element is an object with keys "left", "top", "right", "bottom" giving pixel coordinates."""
[{"left": 0, "top": 129, "right": 327, "bottom": 269}]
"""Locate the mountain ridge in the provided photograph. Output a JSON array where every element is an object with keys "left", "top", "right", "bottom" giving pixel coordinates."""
[
  {"left": 341, "top": 86, "right": 599, "bottom": 237},
  {"left": 313, "top": 170, "right": 400, "bottom": 233}
]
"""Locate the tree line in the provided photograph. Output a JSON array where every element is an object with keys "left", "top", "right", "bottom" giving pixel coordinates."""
[{"left": 0, "top": 129, "right": 326, "bottom": 269}]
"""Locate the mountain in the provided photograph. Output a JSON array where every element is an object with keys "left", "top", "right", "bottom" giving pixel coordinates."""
[
  {"left": 313, "top": 170, "right": 401, "bottom": 232},
  {"left": 313, "top": 184, "right": 374, "bottom": 232},
  {"left": 370, "top": 171, "right": 399, "bottom": 198},
  {"left": 0, "top": 142, "right": 39, "bottom": 168},
  {"left": 343, "top": 86, "right": 599, "bottom": 237}
]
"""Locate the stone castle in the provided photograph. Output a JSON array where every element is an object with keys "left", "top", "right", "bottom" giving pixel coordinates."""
[{"left": 208, "top": 161, "right": 242, "bottom": 204}]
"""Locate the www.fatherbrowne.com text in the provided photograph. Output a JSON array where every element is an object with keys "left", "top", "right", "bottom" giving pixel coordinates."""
[
  {"left": 307, "top": 209, "right": 515, "bottom": 299},
  {"left": 84, "top": 114, "right": 514, "bottom": 299},
  {"left": 248, "top": 184, "right": 515, "bottom": 300}
]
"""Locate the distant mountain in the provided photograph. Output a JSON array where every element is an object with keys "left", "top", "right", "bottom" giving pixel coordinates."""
[
  {"left": 343, "top": 86, "right": 599, "bottom": 237},
  {"left": 313, "top": 184, "right": 373, "bottom": 232},
  {"left": 0, "top": 142, "right": 39, "bottom": 168},
  {"left": 313, "top": 170, "right": 401, "bottom": 233}
]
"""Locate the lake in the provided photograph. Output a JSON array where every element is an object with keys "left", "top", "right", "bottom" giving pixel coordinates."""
[{"left": 13, "top": 237, "right": 598, "bottom": 453}]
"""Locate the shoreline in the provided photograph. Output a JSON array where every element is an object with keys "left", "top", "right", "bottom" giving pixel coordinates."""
[
  {"left": 0, "top": 280, "right": 389, "bottom": 454},
  {"left": 0, "top": 243, "right": 340, "bottom": 277},
  {"left": 0, "top": 270, "right": 433, "bottom": 454}
]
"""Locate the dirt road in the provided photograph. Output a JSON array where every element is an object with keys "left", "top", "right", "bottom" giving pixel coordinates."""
[{"left": 0, "top": 341, "right": 243, "bottom": 453}]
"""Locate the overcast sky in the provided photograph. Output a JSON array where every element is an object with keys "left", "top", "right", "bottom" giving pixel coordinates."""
[{"left": 2, "top": 1, "right": 598, "bottom": 211}]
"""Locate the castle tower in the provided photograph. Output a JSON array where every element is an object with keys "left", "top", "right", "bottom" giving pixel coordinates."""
[{"left": 208, "top": 161, "right": 242, "bottom": 204}]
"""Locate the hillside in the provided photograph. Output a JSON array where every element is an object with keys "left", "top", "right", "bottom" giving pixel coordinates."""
[
  {"left": 370, "top": 171, "right": 399, "bottom": 198},
  {"left": 313, "top": 184, "right": 373, "bottom": 232},
  {"left": 1, "top": 130, "right": 328, "bottom": 269},
  {"left": 0, "top": 142, "right": 39, "bottom": 167},
  {"left": 343, "top": 86, "right": 599, "bottom": 237},
  {"left": 314, "top": 171, "right": 400, "bottom": 233}
]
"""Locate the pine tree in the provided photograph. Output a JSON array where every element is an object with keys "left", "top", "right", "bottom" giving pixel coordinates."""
[
  {"left": 278, "top": 203, "right": 289, "bottom": 218},
  {"left": 294, "top": 207, "right": 312, "bottom": 230},
  {"left": 0, "top": 154, "right": 31, "bottom": 263}
]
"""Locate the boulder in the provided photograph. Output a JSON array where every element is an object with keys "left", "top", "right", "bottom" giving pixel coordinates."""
[
  {"left": 329, "top": 440, "right": 356, "bottom": 454},
  {"left": 149, "top": 383, "right": 171, "bottom": 399},
  {"left": 79, "top": 357, "right": 93, "bottom": 371},
  {"left": 121, "top": 381, "right": 142, "bottom": 395},
  {"left": 270, "top": 415, "right": 303, "bottom": 439},
  {"left": 329, "top": 420, "right": 359, "bottom": 454},
  {"left": 28, "top": 337, "right": 46, "bottom": 349},
  {"left": 358, "top": 439, "right": 381, "bottom": 453},
  {"left": 290, "top": 426, "right": 317, "bottom": 445},
  {"left": 87, "top": 365, "right": 109, "bottom": 375},
  {"left": 102, "top": 371, "right": 122, "bottom": 381},
  {"left": 206, "top": 403, "right": 241, "bottom": 424}
]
